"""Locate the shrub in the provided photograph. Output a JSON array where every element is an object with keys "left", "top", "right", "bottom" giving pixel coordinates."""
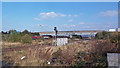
[
  {"left": 73, "top": 52, "right": 107, "bottom": 67},
  {"left": 95, "top": 31, "right": 108, "bottom": 39},
  {"left": 8, "top": 33, "right": 21, "bottom": 42},
  {"left": 20, "top": 29, "right": 32, "bottom": 37},
  {"left": 21, "top": 34, "right": 32, "bottom": 43},
  {"left": 109, "top": 32, "right": 118, "bottom": 43},
  {"left": 118, "top": 32, "right": 120, "bottom": 52},
  {"left": 2, "top": 34, "right": 9, "bottom": 41},
  {"left": 92, "top": 40, "right": 112, "bottom": 55},
  {"left": 38, "top": 38, "right": 44, "bottom": 42}
]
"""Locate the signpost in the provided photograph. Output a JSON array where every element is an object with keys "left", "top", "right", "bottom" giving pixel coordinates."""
[{"left": 54, "top": 27, "right": 58, "bottom": 46}]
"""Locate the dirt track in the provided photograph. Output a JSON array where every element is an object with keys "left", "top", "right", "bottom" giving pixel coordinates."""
[{"left": 2, "top": 44, "right": 50, "bottom": 53}]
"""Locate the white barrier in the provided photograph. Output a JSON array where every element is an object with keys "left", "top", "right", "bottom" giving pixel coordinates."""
[{"left": 107, "top": 53, "right": 120, "bottom": 68}]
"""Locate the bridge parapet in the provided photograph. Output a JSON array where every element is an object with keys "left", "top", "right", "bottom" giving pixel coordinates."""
[{"left": 39, "top": 31, "right": 100, "bottom": 36}]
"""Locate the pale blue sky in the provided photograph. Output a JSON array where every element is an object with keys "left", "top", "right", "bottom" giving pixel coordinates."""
[
  {"left": 2, "top": 2, "right": 118, "bottom": 32},
  {"left": 1, "top": 0, "right": 120, "bottom": 2}
]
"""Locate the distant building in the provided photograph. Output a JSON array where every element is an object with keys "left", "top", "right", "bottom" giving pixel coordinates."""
[
  {"left": 108, "top": 29, "right": 116, "bottom": 32},
  {"left": 39, "top": 31, "right": 100, "bottom": 37},
  {"left": 42, "top": 35, "right": 52, "bottom": 39},
  {"left": 32, "top": 36, "right": 41, "bottom": 40},
  {"left": 81, "top": 35, "right": 91, "bottom": 40},
  {"left": 56, "top": 36, "right": 69, "bottom": 46},
  {"left": 118, "top": 28, "right": 120, "bottom": 32}
]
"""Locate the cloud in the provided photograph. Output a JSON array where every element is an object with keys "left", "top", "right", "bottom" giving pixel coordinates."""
[
  {"left": 68, "top": 19, "right": 73, "bottom": 22},
  {"left": 61, "top": 24, "right": 76, "bottom": 27},
  {"left": 100, "top": 10, "right": 118, "bottom": 17},
  {"left": 68, "top": 14, "right": 78, "bottom": 17},
  {"left": 68, "top": 14, "right": 72, "bottom": 17},
  {"left": 60, "top": 14, "right": 66, "bottom": 17},
  {"left": 40, "top": 12, "right": 58, "bottom": 18},
  {"left": 79, "top": 22, "right": 85, "bottom": 24},
  {"left": 34, "top": 18, "right": 41, "bottom": 21},
  {"left": 39, "top": 12, "right": 67, "bottom": 18},
  {"left": 70, "top": 25, "right": 76, "bottom": 27},
  {"left": 40, "top": 12, "right": 79, "bottom": 18},
  {"left": 62, "top": 24, "right": 68, "bottom": 27},
  {"left": 74, "top": 14, "right": 78, "bottom": 17},
  {"left": 34, "top": 12, "right": 80, "bottom": 21}
]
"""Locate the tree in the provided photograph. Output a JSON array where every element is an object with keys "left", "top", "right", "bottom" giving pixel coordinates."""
[
  {"left": 8, "top": 32, "right": 21, "bottom": 42},
  {"left": 22, "top": 29, "right": 30, "bottom": 34},
  {"left": 8, "top": 30, "right": 16, "bottom": 34},
  {"left": 95, "top": 32, "right": 103, "bottom": 39}
]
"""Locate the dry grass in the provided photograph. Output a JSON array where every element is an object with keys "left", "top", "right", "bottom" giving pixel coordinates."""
[
  {"left": 2, "top": 39, "right": 54, "bottom": 49},
  {"left": 2, "top": 41, "right": 91, "bottom": 66},
  {"left": 2, "top": 40, "right": 45, "bottom": 48},
  {"left": 2, "top": 39, "right": 112, "bottom": 66},
  {"left": 2, "top": 49, "right": 45, "bottom": 66}
]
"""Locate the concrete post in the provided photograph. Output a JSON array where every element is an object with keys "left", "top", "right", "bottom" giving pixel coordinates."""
[{"left": 107, "top": 53, "right": 120, "bottom": 68}]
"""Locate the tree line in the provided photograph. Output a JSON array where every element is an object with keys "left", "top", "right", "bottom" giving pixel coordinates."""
[{"left": 2, "top": 29, "right": 39, "bottom": 43}]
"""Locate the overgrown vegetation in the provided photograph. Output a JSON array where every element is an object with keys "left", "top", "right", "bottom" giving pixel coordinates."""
[
  {"left": 2, "top": 30, "right": 37, "bottom": 44},
  {"left": 8, "top": 31, "right": 21, "bottom": 42},
  {"left": 95, "top": 31, "right": 119, "bottom": 43},
  {"left": 73, "top": 52, "right": 107, "bottom": 67},
  {"left": 95, "top": 31, "right": 119, "bottom": 53},
  {"left": 2, "top": 30, "right": 120, "bottom": 66},
  {"left": 21, "top": 34, "right": 32, "bottom": 43},
  {"left": 95, "top": 31, "right": 109, "bottom": 39}
]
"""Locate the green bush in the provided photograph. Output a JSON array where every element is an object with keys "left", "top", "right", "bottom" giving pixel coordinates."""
[
  {"left": 21, "top": 29, "right": 32, "bottom": 36},
  {"left": 8, "top": 33, "right": 21, "bottom": 42},
  {"left": 95, "top": 31, "right": 119, "bottom": 44},
  {"left": 38, "top": 38, "right": 44, "bottom": 42},
  {"left": 109, "top": 32, "right": 118, "bottom": 43},
  {"left": 2, "top": 34, "right": 9, "bottom": 41},
  {"left": 21, "top": 34, "right": 32, "bottom": 43},
  {"left": 118, "top": 32, "right": 120, "bottom": 52},
  {"left": 95, "top": 31, "right": 108, "bottom": 39},
  {"left": 73, "top": 52, "right": 107, "bottom": 67}
]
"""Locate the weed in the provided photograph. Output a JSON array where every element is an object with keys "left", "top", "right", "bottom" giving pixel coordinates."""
[
  {"left": 8, "top": 45, "right": 12, "bottom": 48},
  {"left": 19, "top": 51, "right": 24, "bottom": 56}
]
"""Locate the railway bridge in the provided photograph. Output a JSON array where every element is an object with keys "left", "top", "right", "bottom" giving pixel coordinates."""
[{"left": 39, "top": 30, "right": 103, "bottom": 37}]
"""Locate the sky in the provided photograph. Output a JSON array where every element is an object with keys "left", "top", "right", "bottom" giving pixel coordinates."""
[
  {"left": 2, "top": 2, "right": 118, "bottom": 32},
  {"left": 1, "top": 0, "right": 120, "bottom": 2}
]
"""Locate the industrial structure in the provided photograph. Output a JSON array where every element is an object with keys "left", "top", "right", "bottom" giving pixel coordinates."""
[
  {"left": 118, "top": 28, "right": 120, "bottom": 32},
  {"left": 39, "top": 30, "right": 102, "bottom": 46},
  {"left": 108, "top": 29, "right": 117, "bottom": 32},
  {"left": 56, "top": 36, "right": 69, "bottom": 46},
  {"left": 39, "top": 30, "right": 102, "bottom": 38}
]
